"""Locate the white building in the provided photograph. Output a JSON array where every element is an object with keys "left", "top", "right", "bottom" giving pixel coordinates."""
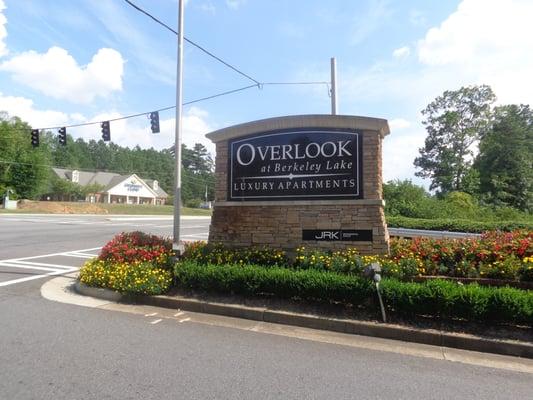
[{"left": 52, "top": 168, "right": 168, "bottom": 205}]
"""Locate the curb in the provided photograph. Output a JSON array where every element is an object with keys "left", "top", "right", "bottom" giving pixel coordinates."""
[{"left": 75, "top": 282, "right": 533, "bottom": 359}]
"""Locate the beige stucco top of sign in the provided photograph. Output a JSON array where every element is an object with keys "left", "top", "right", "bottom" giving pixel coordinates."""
[{"left": 206, "top": 114, "right": 390, "bottom": 143}]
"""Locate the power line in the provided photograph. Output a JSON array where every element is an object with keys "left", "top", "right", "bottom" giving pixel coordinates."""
[
  {"left": 10, "top": 81, "right": 330, "bottom": 134},
  {"left": 9, "top": 84, "right": 258, "bottom": 133},
  {"left": 123, "top": 0, "right": 261, "bottom": 86}
]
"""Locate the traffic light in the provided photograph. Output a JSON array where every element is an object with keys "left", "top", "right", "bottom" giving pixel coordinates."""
[
  {"left": 58, "top": 127, "right": 67, "bottom": 146},
  {"left": 149, "top": 111, "right": 160, "bottom": 133},
  {"left": 31, "top": 129, "right": 39, "bottom": 148},
  {"left": 101, "top": 121, "right": 111, "bottom": 141}
]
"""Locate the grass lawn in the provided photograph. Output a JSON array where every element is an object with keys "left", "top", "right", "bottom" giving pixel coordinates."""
[{"left": 0, "top": 201, "right": 212, "bottom": 216}]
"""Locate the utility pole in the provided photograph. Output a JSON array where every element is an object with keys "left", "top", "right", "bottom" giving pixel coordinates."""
[
  {"left": 173, "top": 0, "right": 185, "bottom": 255},
  {"left": 330, "top": 57, "right": 338, "bottom": 115}
]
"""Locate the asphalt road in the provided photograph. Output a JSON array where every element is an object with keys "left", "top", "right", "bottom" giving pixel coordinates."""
[{"left": 0, "top": 214, "right": 532, "bottom": 399}]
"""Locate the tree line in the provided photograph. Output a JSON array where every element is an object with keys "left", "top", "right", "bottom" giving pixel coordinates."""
[
  {"left": 414, "top": 85, "right": 532, "bottom": 212},
  {"left": 0, "top": 113, "right": 214, "bottom": 205}
]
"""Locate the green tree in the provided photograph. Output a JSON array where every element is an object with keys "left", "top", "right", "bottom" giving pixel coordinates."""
[
  {"left": 475, "top": 104, "right": 533, "bottom": 211},
  {"left": 383, "top": 180, "right": 431, "bottom": 217},
  {"left": 0, "top": 114, "right": 51, "bottom": 199},
  {"left": 414, "top": 85, "right": 495, "bottom": 195}
]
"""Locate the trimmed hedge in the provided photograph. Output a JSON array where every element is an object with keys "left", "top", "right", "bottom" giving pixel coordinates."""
[
  {"left": 386, "top": 216, "right": 533, "bottom": 233},
  {"left": 174, "top": 261, "right": 374, "bottom": 305},
  {"left": 174, "top": 261, "right": 533, "bottom": 325}
]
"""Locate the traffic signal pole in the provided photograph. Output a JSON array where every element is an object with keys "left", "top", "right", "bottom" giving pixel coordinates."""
[{"left": 173, "top": 0, "right": 185, "bottom": 255}]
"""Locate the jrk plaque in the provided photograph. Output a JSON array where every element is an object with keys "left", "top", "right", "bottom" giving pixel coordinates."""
[{"left": 228, "top": 128, "right": 363, "bottom": 201}]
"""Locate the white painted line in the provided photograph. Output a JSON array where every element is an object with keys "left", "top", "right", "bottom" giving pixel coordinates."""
[
  {"left": 178, "top": 317, "right": 191, "bottom": 323},
  {"left": 174, "top": 311, "right": 185, "bottom": 317},
  {"left": 0, "top": 267, "right": 78, "bottom": 287},
  {"left": 61, "top": 253, "right": 94, "bottom": 259},
  {"left": 150, "top": 319, "right": 163, "bottom": 325},
  {"left": 1, "top": 247, "right": 102, "bottom": 263},
  {"left": 145, "top": 312, "right": 158, "bottom": 317},
  {"left": 107, "top": 217, "right": 173, "bottom": 221},
  {"left": 0, "top": 262, "right": 59, "bottom": 272},
  {"left": 5, "top": 260, "right": 76, "bottom": 270},
  {"left": 181, "top": 233, "right": 209, "bottom": 239}
]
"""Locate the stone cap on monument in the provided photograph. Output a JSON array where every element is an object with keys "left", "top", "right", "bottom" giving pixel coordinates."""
[{"left": 206, "top": 114, "right": 390, "bottom": 143}]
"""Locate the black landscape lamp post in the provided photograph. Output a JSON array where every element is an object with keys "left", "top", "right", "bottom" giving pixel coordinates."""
[{"left": 364, "top": 262, "right": 387, "bottom": 323}]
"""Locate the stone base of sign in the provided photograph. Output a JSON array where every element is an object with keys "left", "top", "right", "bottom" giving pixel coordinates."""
[
  {"left": 209, "top": 200, "right": 389, "bottom": 255},
  {"left": 206, "top": 114, "right": 390, "bottom": 256}
]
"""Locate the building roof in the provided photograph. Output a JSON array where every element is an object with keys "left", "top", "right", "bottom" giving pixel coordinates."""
[
  {"left": 52, "top": 168, "right": 121, "bottom": 187},
  {"left": 144, "top": 179, "right": 169, "bottom": 198},
  {"left": 51, "top": 168, "right": 168, "bottom": 198}
]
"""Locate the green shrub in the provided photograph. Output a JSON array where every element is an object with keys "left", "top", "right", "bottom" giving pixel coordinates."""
[
  {"left": 380, "top": 279, "right": 532, "bottom": 324},
  {"left": 174, "top": 261, "right": 374, "bottom": 305},
  {"left": 386, "top": 216, "right": 533, "bottom": 233},
  {"left": 174, "top": 261, "right": 533, "bottom": 325}
]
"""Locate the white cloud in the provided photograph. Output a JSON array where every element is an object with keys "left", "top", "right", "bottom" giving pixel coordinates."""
[
  {"left": 69, "top": 106, "right": 216, "bottom": 153},
  {"left": 0, "top": 47, "right": 124, "bottom": 104},
  {"left": 392, "top": 46, "right": 410, "bottom": 59},
  {"left": 389, "top": 118, "right": 411, "bottom": 130},
  {"left": 383, "top": 128, "right": 426, "bottom": 185},
  {"left": 417, "top": 0, "right": 533, "bottom": 105},
  {"left": 0, "top": 0, "right": 7, "bottom": 57},
  {"left": 226, "top": 0, "right": 247, "bottom": 10},
  {"left": 0, "top": 93, "right": 69, "bottom": 127},
  {"left": 0, "top": 92, "right": 215, "bottom": 155}
]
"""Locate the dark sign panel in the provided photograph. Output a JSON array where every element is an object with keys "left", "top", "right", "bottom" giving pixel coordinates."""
[
  {"left": 302, "top": 229, "right": 373, "bottom": 242},
  {"left": 228, "top": 129, "right": 363, "bottom": 201}
]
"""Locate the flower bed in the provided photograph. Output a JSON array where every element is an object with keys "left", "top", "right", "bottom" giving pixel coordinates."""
[
  {"left": 79, "top": 259, "right": 172, "bottom": 295},
  {"left": 78, "top": 231, "right": 174, "bottom": 295},
  {"left": 182, "top": 230, "right": 532, "bottom": 283},
  {"left": 388, "top": 230, "right": 532, "bottom": 281},
  {"left": 99, "top": 231, "right": 173, "bottom": 269}
]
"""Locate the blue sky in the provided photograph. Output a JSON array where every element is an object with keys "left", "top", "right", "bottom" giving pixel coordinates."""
[{"left": 1, "top": 0, "right": 532, "bottom": 187}]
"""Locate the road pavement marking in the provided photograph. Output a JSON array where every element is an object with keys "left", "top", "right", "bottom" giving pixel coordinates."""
[
  {"left": 60, "top": 253, "right": 95, "bottom": 259},
  {"left": 5, "top": 260, "right": 74, "bottom": 269},
  {"left": 150, "top": 319, "right": 163, "bottom": 324},
  {"left": 0, "top": 247, "right": 101, "bottom": 288},
  {"left": 0, "top": 262, "right": 59, "bottom": 272},
  {"left": 0, "top": 267, "right": 78, "bottom": 287},
  {"left": 174, "top": 311, "right": 185, "bottom": 317},
  {"left": 145, "top": 312, "right": 158, "bottom": 317},
  {"left": 1, "top": 247, "right": 102, "bottom": 263},
  {"left": 181, "top": 233, "right": 209, "bottom": 239},
  {"left": 178, "top": 317, "right": 191, "bottom": 323}
]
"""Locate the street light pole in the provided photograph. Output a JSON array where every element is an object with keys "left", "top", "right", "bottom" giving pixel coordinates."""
[
  {"left": 330, "top": 57, "right": 338, "bottom": 115},
  {"left": 173, "top": 0, "right": 185, "bottom": 255}
]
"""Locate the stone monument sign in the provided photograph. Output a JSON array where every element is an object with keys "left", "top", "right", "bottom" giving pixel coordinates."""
[{"left": 206, "top": 114, "right": 390, "bottom": 255}]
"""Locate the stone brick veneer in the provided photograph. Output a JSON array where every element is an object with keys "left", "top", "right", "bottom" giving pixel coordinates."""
[{"left": 206, "top": 114, "right": 390, "bottom": 255}]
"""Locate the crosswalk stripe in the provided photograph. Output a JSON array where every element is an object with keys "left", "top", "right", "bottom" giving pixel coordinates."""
[
  {"left": 5, "top": 260, "right": 75, "bottom": 269},
  {"left": 0, "top": 262, "right": 59, "bottom": 272},
  {"left": 0, "top": 267, "right": 78, "bottom": 287}
]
